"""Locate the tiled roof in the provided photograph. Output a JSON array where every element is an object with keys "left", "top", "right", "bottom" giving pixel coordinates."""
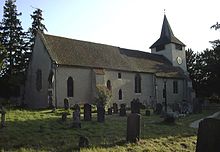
[
  {"left": 150, "top": 15, "right": 185, "bottom": 48},
  {"left": 39, "top": 32, "right": 185, "bottom": 78}
]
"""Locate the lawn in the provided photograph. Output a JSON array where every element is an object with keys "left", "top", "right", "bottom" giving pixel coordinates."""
[{"left": 0, "top": 108, "right": 219, "bottom": 152}]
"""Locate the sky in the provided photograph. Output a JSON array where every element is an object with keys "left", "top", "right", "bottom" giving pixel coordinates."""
[{"left": 0, "top": 0, "right": 220, "bottom": 52}]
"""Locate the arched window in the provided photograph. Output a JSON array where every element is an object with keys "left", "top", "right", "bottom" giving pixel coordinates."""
[
  {"left": 36, "top": 69, "right": 42, "bottom": 91},
  {"left": 107, "top": 80, "right": 111, "bottom": 90},
  {"left": 67, "top": 77, "right": 74, "bottom": 97},
  {"left": 119, "top": 89, "right": 122, "bottom": 100},
  {"left": 135, "top": 74, "right": 141, "bottom": 93}
]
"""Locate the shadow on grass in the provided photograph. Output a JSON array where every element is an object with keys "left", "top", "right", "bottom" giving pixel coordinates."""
[{"left": 0, "top": 109, "right": 210, "bottom": 151}]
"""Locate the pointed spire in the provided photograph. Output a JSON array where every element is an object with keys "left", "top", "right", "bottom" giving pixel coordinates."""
[
  {"left": 160, "top": 15, "right": 174, "bottom": 39},
  {"left": 150, "top": 15, "right": 185, "bottom": 49}
]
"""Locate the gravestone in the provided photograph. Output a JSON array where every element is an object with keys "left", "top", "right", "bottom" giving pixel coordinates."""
[
  {"left": 196, "top": 118, "right": 220, "bottom": 152},
  {"left": 78, "top": 136, "right": 89, "bottom": 148},
  {"left": 73, "top": 109, "right": 81, "bottom": 128},
  {"left": 73, "top": 104, "right": 80, "bottom": 111},
  {"left": 84, "top": 103, "right": 91, "bottom": 121},
  {"left": 61, "top": 112, "right": 68, "bottom": 122},
  {"left": 97, "top": 106, "right": 105, "bottom": 122},
  {"left": 127, "top": 113, "right": 141, "bottom": 143},
  {"left": 119, "top": 104, "right": 126, "bottom": 116},
  {"left": 0, "top": 107, "right": 6, "bottom": 128},
  {"left": 113, "top": 103, "right": 118, "bottom": 114},
  {"left": 131, "top": 98, "right": 140, "bottom": 114},
  {"left": 64, "top": 98, "right": 70, "bottom": 110},
  {"left": 107, "top": 108, "right": 112, "bottom": 115},
  {"left": 154, "top": 103, "right": 163, "bottom": 114},
  {"left": 145, "top": 110, "right": 150, "bottom": 116}
]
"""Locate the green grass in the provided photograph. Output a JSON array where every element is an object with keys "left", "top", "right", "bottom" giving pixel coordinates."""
[{"left": 0, "top": 108, "right": 219, "bottom": 152}]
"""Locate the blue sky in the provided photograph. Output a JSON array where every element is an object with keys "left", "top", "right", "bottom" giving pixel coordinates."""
[{"left": 0, "top": 0, "right": 220, "bottom": 52}]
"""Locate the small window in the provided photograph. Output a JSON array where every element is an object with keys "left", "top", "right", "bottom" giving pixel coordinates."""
[
  {"left": 156, "top": 45, "right": 165, "bottom": 51},
  {"left": 135, "top": 74, "right": 141, "bottom": 93},
  {"left": 173, "top": 81, "right": 178, "bottom": 94},
  {"left": 107, "top": 80, "right": 112, "bottom": 90},
  {"left": 67, "top": 77, "right": 74, "bottom": 97},
  {"left": 36, "top": 69, "right": 42, "bottom": 91},
  {"left": 175, "top": 44, "right": 182, "bottom": 50},
  {"left": 119, "top": 89, "right": 122, "bottom": 100},
  {"left": 118, "top": 73, "right": 121, "bottom": 79}
]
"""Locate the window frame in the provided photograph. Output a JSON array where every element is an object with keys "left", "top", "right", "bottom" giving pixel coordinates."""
[
  {"left": 119, "top": 89, "right": 122, "bottom": 100},
  {"left": 67, "top": 77, "right": 74, "bottom": 97},
  {"left": 135, "top": 74, "right": 141, "bottom": 93}
]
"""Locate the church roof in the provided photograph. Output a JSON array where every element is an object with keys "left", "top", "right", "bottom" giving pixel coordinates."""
[
  {"left": 150, "top": 15, "right": 185, "bottom": 48},
  {"left": 39, "top": 32, "right": 185, "bottom": 78}
]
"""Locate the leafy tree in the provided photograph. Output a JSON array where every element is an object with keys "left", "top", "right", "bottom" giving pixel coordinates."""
[{"left": 0, "top": 0, "right": 27, "bottom": 76}]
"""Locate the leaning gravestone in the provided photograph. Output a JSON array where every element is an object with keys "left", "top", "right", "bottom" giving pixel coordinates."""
[
  {"left": 107, "top": 108, "right": 112, "bottom": 115},
  {"left": 73, "top": 109, "right": 81, "bottom": 128},
  {"left": 113, "top": 103, "right": 118, "bottom": 114},
  {"left": 64, "top": 98, "right": 70, "bottom": 110},
  {"left": 119, "top": 104, "right": 126, "bottom": 116},
  {"left": 97, "top": 106, "right": 105, "bottom": 122},
  {"left": 84, "top": 103, "right": 91, "bottom": 121},
  {"left": 127, "top": 113, "right": 141, "bottom": 143},
  {"left": 196, "top": 118, "right": 220, "bottom": 152},
  {"left": 131, "top": 99, "right": 140, "bottom": 114}
]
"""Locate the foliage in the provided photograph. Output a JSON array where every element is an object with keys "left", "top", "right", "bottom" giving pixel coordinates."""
[
  {"left": 0, "top": 108, "right": 219, "bottom": 151},
  {"left": 94, "top": 85, "right": 112, "bottom": 107},
  {"left": 26, "top": 8, "right": 47, "bottom": 64}
]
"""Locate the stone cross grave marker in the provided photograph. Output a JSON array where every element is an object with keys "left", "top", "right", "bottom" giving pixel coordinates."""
[{"left": 113, "top": 103, "right": 118, "bottom": 114}]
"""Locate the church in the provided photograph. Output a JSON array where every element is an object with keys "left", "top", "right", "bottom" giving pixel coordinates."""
[{"left": 24, "top": 15, "right": 194, "bottom": 108}]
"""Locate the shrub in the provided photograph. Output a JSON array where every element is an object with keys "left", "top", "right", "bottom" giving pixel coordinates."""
[{"left": 94, "top": 85, "right": 112, "bottom": 107}]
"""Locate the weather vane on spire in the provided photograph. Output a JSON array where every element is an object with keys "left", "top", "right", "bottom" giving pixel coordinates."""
[{"left": 164, "top": 9, "right": 166, "bottom": 15}]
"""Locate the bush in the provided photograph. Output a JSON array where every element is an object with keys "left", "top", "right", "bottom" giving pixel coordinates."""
[{"left": 94, "top": 85, "right": 112, "bottom": 107}]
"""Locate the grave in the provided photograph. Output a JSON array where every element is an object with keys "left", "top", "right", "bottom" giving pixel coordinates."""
[
  {"left": 73, "top": 104, "right": 80, "bottom": 111},
  {"left": 154, "top": 103, "right": 163, "bottom": 114},
  {"left": 145, "top": 110, "right": 150, "bottom": 116},
  {"left": 113, "top": 103, "right": 118, "bottom": 114},
  {"left": 196, "top": 118, "right": 220, "bottom": 152},
  {"left": 0, "top": 107, "right": 6, "bottom": 128},
  {"left": 97, "top": 106, "right": 105, "bottom": 122},
  {"left": 61, "top": 112, "right": 68, "bottom": 122},
  {"left": 119, "top": 104, "right": 126, "bottom": 116},
  {"left": 84, "top": 103, "right": 91, "bottom": 121},
  {"left": 127, "top": 113, "right": 141, "bottom": 143},
  {"left": 64, "top": 98, "right": 70, "bottom": 110},
  {"left": 131, "top": 98, "right": 140, "bottom": 114},
  {"left": 107, "top": 108, "right": 112, "bottom": 115},
  {"left": 73, "top": 109, "right": 81, "bottom": 128}
]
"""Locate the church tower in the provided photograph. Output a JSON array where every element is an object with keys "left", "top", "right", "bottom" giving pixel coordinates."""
[{"left": 150, "top": 15, "right": 187, "bottom": 72}]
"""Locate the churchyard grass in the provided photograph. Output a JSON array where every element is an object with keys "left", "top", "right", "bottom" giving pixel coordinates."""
[{"left": 0, "top": 108, "right": 219, "bottom": 152}]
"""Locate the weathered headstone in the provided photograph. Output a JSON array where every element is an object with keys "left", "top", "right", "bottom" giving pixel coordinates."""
[
  {"left": 145, "top": 110, "right": 150, "bottom": 116},
  {"left": 84, "top": 103, "right": 91, "bottom": 121},
  {"left": 73, "top": 109, "right": 81, "bottom": 128},
  {"left": 119, "top": 104, "right": 126, "bottom": 116},
  {"left": 0, "top": 107, "right": 6, "bottom": 128},
  {"left": 127, "top": 113, "right": 141, "bottom": 143},
  {"left": 196, "top": 118, "right": 220, "bottom": 152},
  {"left": 97, "top": 106, "right": 105, "bottom": 122},
  {"left": 107, "top": 108, "right": 112, "bottom": 115},
  {"left": 154, "top": 103, "right": 163, "bottom": 114},
  {"left": 61, "top": 112, "right": 68, "bottom": 122},
  {"left": 64, "top": 98, "right": 70, "bottom": 110},
  {"left": 131, "top": 98, "right": 140, "bottom": 114},
  {"left": 113, "top": 103, "right": 118, "bottom": 114}
]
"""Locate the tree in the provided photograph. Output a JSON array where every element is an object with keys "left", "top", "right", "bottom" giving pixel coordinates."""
[
  {"left": 28, "top": 8, "right": 47, "bottom": 53},
  {"left": 0, "top": 0, "right": 27, "bottom": 76}
]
